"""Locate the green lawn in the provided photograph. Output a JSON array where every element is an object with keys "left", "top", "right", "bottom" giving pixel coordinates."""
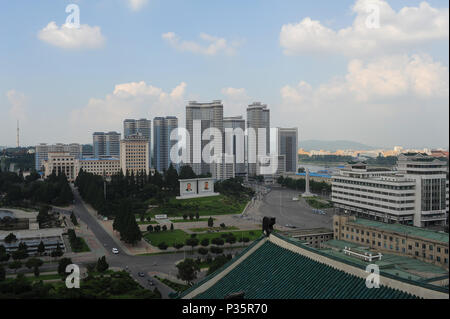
[
  {"left": 189, "top": 226, "right": 238, "bottom": 232},
  {"left": 170, "top": 218, "right": 214, "bottom": 223},
  {"left": 154, "top": 275, "right": 190, "bottom": 292},
  {"left": 148, "top": 195, "right": 248, "bottom": 218},
  {"left": 143, "top": 229, "right": 261, "bottom": 247},
  {"left": 304, "top": 197, "right": 333, "bottom": 209},
  {"left": 137, "top": 220, "right": 158, "bottom": 225},
  {"left": 72, "top": 237, "right": 91, "bottom": 253}
]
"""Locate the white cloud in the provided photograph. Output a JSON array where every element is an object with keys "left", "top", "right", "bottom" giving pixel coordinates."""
[
  {"left": 126, "top": 0, "right": 149, "bottom": 11},
  {"left": 70, "top": 82, "right": 187, "bottom": 138},
  {"left": 221, "top": 87, "right": 251, "bottom": 116},
  {"left": 6, "top": 90, "right": 27, "bottom": 122},
  {"left": 38, "top": 22, "right": 105, "bottom": 49},
  {"left": 278, "top": 54, "right": 449, "bottom": 146},
  {"left": 162, "top": 32, "right": 241, "bottom": 56},
  {"left": 280, "top": 0, "right": 449, "bottom": 57}
]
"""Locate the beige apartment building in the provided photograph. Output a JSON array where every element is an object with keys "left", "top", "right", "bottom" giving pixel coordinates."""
[
  {"left": 43, "top": 152, "right": 77, "bottom": 181},
  {"left": 333, "top": 215, "right": 449, "bottom": 269},
  {"left": 120, "top": 134, "right": 150, "bottom": 176},
  {"left": 76, "top": 157, "right": 120, "bottom": 177},
  {"left": 43, "top": 153, "right": 121, "bottom": 181}
]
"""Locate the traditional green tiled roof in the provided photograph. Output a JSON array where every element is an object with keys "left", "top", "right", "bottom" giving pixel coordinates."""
[
  {"left": 351, "top": 218, "right": 449, "bottom": 243},
  {"left": 180, "top": 235, "right": 419, "bottom": 299}
]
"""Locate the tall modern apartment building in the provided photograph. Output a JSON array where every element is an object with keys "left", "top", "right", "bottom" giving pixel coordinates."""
[
  {"left": 332, "top": 153, "right": 449, "bottom": 228},
  {"left": 119, "top": 134, "right": 150, "bottom": 176},
  {"left": 35, "top": 143, "right": 82, "bottom": 171},
  {"left": 92, "top": 132, "right": 120, "bottom": 158},
  {"left": 123, "top": 119, "right": 151, "bottom": 167},
  {"left": 277, "top": 128, "right": 298, "bottom": 174},
  {"left": 153, "top": 116, "right": 178, "bottom": 172},
  {"left": 186, "top": 101, "right": 224, "bottom": 176},
  {"left": 247, "top": 102, "right": 270, "bottom": 176},
  {"left": 224, "top": 116, "right": 246, "bottom": 177}
]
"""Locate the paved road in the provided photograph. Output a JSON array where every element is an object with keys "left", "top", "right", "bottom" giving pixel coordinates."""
[
  {"left": 246, "top": 186, "right": 333, "bottom": 229},
  {"left": 54, "top": 188, "right": 189, "bottom": 298}
]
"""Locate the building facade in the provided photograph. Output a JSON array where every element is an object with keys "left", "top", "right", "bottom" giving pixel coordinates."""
[
  {"left": 93, "top": 131, "right": 120, "bottom": 158},
  {"left": 396, "top": 153, "right": 448, "bottom": 227},
  {"left": 153, "top": 116, "right": 178, "bottom": 172},
  {"left": 120, "top": 134, "right": 150, "bottom": 176},
  {"left": 333, "top": 215, "right": 449, "bottom": 269},
  {"left": 247, "top": 102, "right": 270, "bottom": 176},
  {"left": 224, "top": 116, "right": 246, "bottom": 177},
  {"left": 42, "top": 152, "right": 77, "bottom": 181},
  {"left": 211, "top": 154, "right": 235, "bottom": 181},
  {"left": 332, "top": 162, "right": 417, "bottom": 225},
  {"left": 186, "top": 101, "right": 224, "bottom": 176},
  {"left": 277, "top": 127, "right": 298, "bottom": 174},
  {"left": 76, "top": 158, "right": 121, "bottom": 177},
  {"left": 35, "top": 143, "right": 82, "bottom": 171}
]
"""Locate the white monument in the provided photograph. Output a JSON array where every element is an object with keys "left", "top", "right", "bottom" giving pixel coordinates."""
[{"left": 302, "top": 168, "right": 314, "bottom": 197}]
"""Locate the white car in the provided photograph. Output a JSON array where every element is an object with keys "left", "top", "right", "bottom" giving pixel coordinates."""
[{"left": 112, "top": 248, "right": 119, "bottom": 254}]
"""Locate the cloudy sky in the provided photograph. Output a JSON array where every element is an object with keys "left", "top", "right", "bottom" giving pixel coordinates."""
[{"left": 0, "top": 0, "right": 448, "bottom": 148}]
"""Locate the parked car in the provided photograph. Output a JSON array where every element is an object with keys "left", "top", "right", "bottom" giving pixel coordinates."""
[
  {"left": 138, "top": 272, "right": 145, "bottom": 277},
  {"left": 112, "top": 248, "right": 119, "bottom": 254}
]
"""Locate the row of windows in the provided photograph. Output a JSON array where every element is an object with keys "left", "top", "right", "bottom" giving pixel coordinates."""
[
  {"left": 332, "top": 184, "right": 415, "bottom": 197},
  {"left": 332, "top": 196, "right": 415, "bottom": 211},
  {"left": 333, "top": 190, "right": 415, "bottom": 205},
  {"left": 333, "top": 179, "right": 415, "bottom": 190}
]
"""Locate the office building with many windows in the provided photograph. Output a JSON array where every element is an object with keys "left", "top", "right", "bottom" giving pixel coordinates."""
[
  {"left": 186, "top": 101, "right": 224, "bottom": 175},
  {"left": 247, "top": 102, "right": 270, "bottom": 176},
  {"left": 277, "top": 127, "right": 298, "bottom": 174},
  {"left": 224, "top": 116, "right": 246, "bottom": 177},
  {"left": 35, "top": 143, "right": 82, "bottom": 171},
  {"left": 153, "top": 116, "right": 178, "bottom": 172},
  {"left": 120, "top": 134, "right": 150, "bottom": 176},
  {"left": 92, "top": 131, "right": 120, "bottom": 158}
]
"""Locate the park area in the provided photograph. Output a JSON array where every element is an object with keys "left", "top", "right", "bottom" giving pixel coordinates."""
[
  {"left": 147, "top": 195, "right": 248, "bottom": 218},
  {"left": 143, "top": 229, "right": 261, "bottom": 247}
]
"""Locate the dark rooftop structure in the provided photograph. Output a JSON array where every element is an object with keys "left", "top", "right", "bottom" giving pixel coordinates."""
[{"left": 178, "top": 233, "right": 448, "bottom": 299}]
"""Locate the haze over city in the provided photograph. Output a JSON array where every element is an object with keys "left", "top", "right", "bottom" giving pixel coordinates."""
[{"left": 1, "top": 0, "right": 448, "bottom": 149}]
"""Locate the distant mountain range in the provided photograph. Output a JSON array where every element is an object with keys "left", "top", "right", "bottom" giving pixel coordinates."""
[{"left": 299, "top": 140, "right": 378, "bottom": 152}]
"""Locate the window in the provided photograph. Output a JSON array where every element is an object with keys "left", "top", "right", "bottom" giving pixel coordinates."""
[{"left": 429, "top": 245, "right": 433, "bottom": 251}]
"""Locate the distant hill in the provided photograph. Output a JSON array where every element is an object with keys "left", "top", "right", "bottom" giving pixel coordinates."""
[{"left": 299, "top": 140, "right": 378, "bottom": 152}]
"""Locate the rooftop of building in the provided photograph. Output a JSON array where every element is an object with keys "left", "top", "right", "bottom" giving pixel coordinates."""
[
  {"left": 349, "top": 218, "right": 449, "bottom": 244},
  {"left": 177, "top": 232, "right": 448, "bottom": 299},
  {"left": 280, "top": 227, "right": 333, "bottom": 237},
  {"left": 322, "top": 239, "right": 448, "bottom": 283}
]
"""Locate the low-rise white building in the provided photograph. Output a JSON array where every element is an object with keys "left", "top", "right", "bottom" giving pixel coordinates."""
[{"left": 332, "top": 154, "right": 449, "bottom": 228}]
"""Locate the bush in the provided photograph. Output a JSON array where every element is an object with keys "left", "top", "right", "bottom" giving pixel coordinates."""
[
  {"left": 200, "top": 238, "right": 210, "bottom": 247},
  {"left": 220, "top": 223, "right": 226, "bottom": 228},
  {"left": 198, "top": 247, "right": 208, "bottom": 255},
  {"left": 209, "top": 246, "right": 223, "bottom": 254},
  {"left": 158, "top": 242, "right": 168, "bottom": 250}
]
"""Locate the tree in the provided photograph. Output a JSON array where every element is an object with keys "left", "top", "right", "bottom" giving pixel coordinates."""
[
  {"left": 162, "top": 225, "right": 168, "bottom": 232},
  {"left": 37, "top": 241, "right": 45, "bottom": 256},
  {"left": 179, "top": 165, "right": 197, "bottom": 179},
  {"left": 0, "top": 245, "right": 10, "bottom": 262},
  {"left": 226, "top": 236, "right": 237, "bottom": 245},
  {"left": 96, "top": 256, "right": 109, "bottom": 273},
  {"left": 158, "top": 242, "right": 168, "bottom": 250},
  {"left": 25, "top": 258, "right": 43, "bottom": 269},
  {"left": 146, "top": 225, "right": 154, "bottom": 232},
  {"left": 195, "top": 212, "right": 199, "bottom": 220},
  {"left": 58, "top": 258, "right": 73, "bottom": 277},
  {"left": 208, "top": 217, "right": 214, "bottom": 228},
  {"left": 209, "top": 246, "right": 223, "bottom": 255},
  {"left": 173, "top": 243, "right": 184, "bottom": 251},
  {"left": 0, "top": 265, "right": 5, "bottom": 281},
  {"left": 185, "top": 238, "right": 199, "bottom": 251},
  {"left": 211, "top": 238, "right": 224, "bottom": 246},
  {"left": 220, "top": 223, "right": 226, "bottom": 228},
  {"left": 8, "top": 260, "right": 22, "bottom": 273},
  {"left": 33, "top": 265, "right": 40, "bottom": 277},
  {"left": 198, "top": 247, "right": 208, "bottom": 255},
  {"left": 200, "top": 238, "right": 210, "bottom": 247},
  {"left": 176, "top": 258, "right": 199, "bottom": 285},
  {"left": 4, "top": 233, "right": 17, "bottom": 244},
  {"left": 183, "top": 214, "right": 188, "bottom": 220},
  {"left": 189, "top": 213, "right": 194, "bottom": 220},
  {"left": 170, "top": 223, "right": 174, "bottom": 231},
  {"left": 70, "top": 212, "right": 78, "bottom": 226}
]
